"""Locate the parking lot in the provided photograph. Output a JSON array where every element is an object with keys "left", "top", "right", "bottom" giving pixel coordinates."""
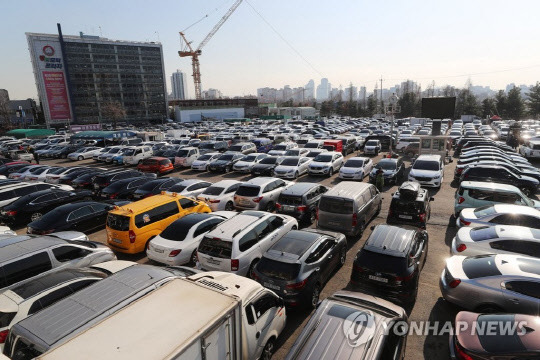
[{"left": 8, "top": 149, "right": 525, "bottom": 360}]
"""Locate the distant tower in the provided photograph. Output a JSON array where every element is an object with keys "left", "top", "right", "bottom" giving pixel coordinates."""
[{"left": 171, "top": 70, "right": 188, "bottom": 100}]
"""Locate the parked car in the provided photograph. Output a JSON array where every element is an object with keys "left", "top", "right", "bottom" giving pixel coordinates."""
[
  {"left": 99, "top": 176, "right": 153, "bottom": 200},
  {"left": 351, "top": 224, "right": 428, "bottom": 305},
  {"left": 273, "top": 156, "right": 312, "bottom": 179},
  {"left": 67, "top": 147, "right": 101, "bottom": 161},
  {"left": 190, "top": 152, "right": 220, "bottom": 171},
  {"left": 276, "top": 182, "right": 328, "bottom": 224},
  {"left": 454, "top": 181, "right": 540, "bottom": 216},
  {"left": 27, "top": 201, "right": 116, "bottom": 235},
  {"left": 197, "top": 210, "right": 298, "bottom": 277},
  {"left": 196, "top": 180, "right": 242, "bottom": 211},
  {"left": 146, "top": 212, "right": 236, "bottom": 266},
  {"left": 131, "top": 177, "right": 183, "bottom": 200},
  {"left": 234, "top": 177, "right": 293, "bottom": 212},
  {"left": 440, "top": 254, "right": 540, "bottom": 314},
  {"left": 70, "top": 169, "right": 105, "bottom": 190},
  {"left": 451, "top": 225, "right": 540, "bottom": 257},
  {"left": 250, "top": 156, "right": 285, "bottom": 177},
  {"left": 23, "top": 166, "right": 62, "bottom": 182},
  {"left": 339, "top": 156, "right": 373, "bottom": 181},
  {"left": 387, "top": 181, "right": 433, "bottom": 229},
  {"left": 198, "top": 140, "right": 229, "bottom": 155},
  {"left": 122, "top": 146, "right": 153, "bottom": 166},
  {"left": 0, "top": 188, "right": 93, "bottom": 224},
  {"left": 226, "top": 142, "right": 256, "bottom": 155},
  {"left": 167, "top": 179, "right": 212, "bottom": 198},
  {"left": 408, "top": 154, "right": 444, "bottom": 188},
  {"left": 44, "top": 167, "right": 85, "bottom": 184},
  {"left": 307, "top": 151, "right": 344, "bottom": 176},
  {"left": 364, "top": 139, "right": 381, "bottom": 155},
  {"left": 0, "top": 182, "right": 73, "bottom": 208},
  {"left": 317, "top": 182, "right": 381, "bottom": 238},
  {"left": 520, "top": 138, "right": 540, "bottom": 159},
  {"left": 174, "top": 147, "right": 199, "bottom": 168},
  {"left": 283, "top": 148, "right": 310, "bottom": 157},
  {"left": 268, "top": 142, "right": 298, "bottom": 156},
  {"left": 137, "top": 157, "right": 174, "bottom": 174},
  {"left": 253, "top": 229, "right": 346, "bottom": 308},
  {"left": 232, "top": 153, "right": 268, "bottom": 173},
  {"left": 457, "top": 204, "right": 540, "bottom": 229},
  {"left": 459, "top": 164, "right": 538, "bottom": 197},
  {"left": 208, "top": 152, "right": 245, "bottom": 173},
  {"left": 56, "top": 168, "right": 96, "bottom": 185},
  {"left": 285, "top": 291, "right": 408, "bottom": 360},
  {"left": 92, "top": 169, "right": 144, "bottom": 194}
]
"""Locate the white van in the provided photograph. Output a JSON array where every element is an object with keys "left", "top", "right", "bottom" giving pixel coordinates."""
[
  {"left": 122, "top": 146, "right": 153, "bottom": 165},
  {"left": 174, "top": 147, "right": 199, "bottom": 168}
]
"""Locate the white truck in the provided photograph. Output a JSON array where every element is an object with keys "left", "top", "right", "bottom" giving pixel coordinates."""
[{"left": 38, "top": 271, "right": 286, "bottom": 360}]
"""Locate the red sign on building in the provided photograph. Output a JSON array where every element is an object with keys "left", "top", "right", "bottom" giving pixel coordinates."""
[{"left": 42, "top": 71, "right": 71, "bottom": 120}]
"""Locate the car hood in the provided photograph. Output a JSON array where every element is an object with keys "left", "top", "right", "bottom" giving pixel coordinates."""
[
  {"left": 310, "top": 161, "right": 331, "bottom": 167},
  {"left": 370, "top": 168, "right": 395, "bottom": 176},
  {"left": 252, "top": 164, "right": 274, "bottom": 170},
  {"left": 340, "top": 167, "right": 363, "bottom": 174},
  {"left": 211, "top": 160, "right": 231, "bottom": 166},
  {"left": 409, "top": 169, "right": 440, "bottom": 177},
  {"left": 274, "top": 165, "right": 297, "bottom": 171}
]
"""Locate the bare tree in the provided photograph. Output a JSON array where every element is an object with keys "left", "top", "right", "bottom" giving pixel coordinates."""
[
  {"left": 0, "top": 92, "right": 12, "bottom": 133},
  {"left": 101, "top": 101, "right": 126, "bottom": 130}
]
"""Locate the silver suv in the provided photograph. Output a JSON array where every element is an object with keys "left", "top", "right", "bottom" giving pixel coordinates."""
[{"left": 234, "top": 177, "right": 293, "bottom": 212}]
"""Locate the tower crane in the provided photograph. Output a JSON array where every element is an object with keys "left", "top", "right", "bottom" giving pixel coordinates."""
[{"left": 179, "top": 0, "right": 243, "bottom": 99}]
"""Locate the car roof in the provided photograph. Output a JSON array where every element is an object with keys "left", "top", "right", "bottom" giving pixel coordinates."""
[
  {"left": 167, "top": 213, "right": 217, "bottom": 228},
  {"left": 211, "top": 180, "right": 241, "bottom": 187},
  {"left": 206, "top": 212, "right": 267, "bottom": 240},
  {"left": 0, "top": 236, "right": 66, "bottom": 263},
  {"left": 363, "top": 225, "right": 416, "bottom": 257},
  {"left": 178, "top": 179, "right": 207, "bottom": 186},
  {"left": 492, "top": 204, "right": 540, "bottom": 216},
  {"left": 416, "top": 154, "right": 441, "bottom": 161},
  {"left": 244, "top": 177, "right": 276, "bottom": 186},
  {"left": 324, "top": 181, "right": 370, "bottom": 198},
  {"left": 110, "top": 194, "right": 179, "bottom": 215},
  {"left": 460, "top": 181, "right": 521, "bottom": 193},
  {"left": 265, "top": 230, "right": 321, "bottom": 261},
  {"left": 280, "top": 182, "right": 319, "bottom": 196}
]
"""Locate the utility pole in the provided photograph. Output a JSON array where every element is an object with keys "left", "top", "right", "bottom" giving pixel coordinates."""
[{"left": 380, "top": 76, "right": 384, "bottom": 114}]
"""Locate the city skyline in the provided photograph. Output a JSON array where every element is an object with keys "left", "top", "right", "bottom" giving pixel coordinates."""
[{"left": 2, "top": 0, "right": 540, "bottom": 101}]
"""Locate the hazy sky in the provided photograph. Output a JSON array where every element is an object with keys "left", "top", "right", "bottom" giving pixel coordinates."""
[{"left": 2, "top": 0, "right": 540, "bottom": 100}]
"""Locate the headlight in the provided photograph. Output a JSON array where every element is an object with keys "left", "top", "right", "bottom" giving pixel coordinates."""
[{"left": 433, "top": 174, "right": 441, "bottom": 179}]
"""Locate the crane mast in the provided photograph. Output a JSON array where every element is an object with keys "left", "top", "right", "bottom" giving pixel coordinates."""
[{"left": 179, "top": 0, "right": 243, "bottom": 100}]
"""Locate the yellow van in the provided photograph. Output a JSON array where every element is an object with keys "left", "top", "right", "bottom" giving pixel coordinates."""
[{"left": 106, "top": 193, "right": 211, "bottom": 254}]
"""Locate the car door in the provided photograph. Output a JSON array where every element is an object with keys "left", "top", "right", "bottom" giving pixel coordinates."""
[
  {"left": 90, "top": 203, "right": 112, "bottom": 229},
  {"left": 244, "top": 292, "right": 282, "bottom": 359},
  {"left": 68, "top": 205, "right": 95, "bottom": 232},
  {"left": 502, "top": 280, "right": 540, "bottom": 313},
  {"left": 51, "top": 245, "right": 94, "bottom": 269},
  {"left": 299, "top": 157, "right": 310, "bottom": 174},
  {"left": 319, "top": 238, "right": 339, "bottom": 282}
]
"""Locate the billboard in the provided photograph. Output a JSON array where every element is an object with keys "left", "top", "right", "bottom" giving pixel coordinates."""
[
  {"left": 421, "top": 97, "right": 456, "bottom": 119},
  {"left": 26, "top": 34, "right": 73, "bottom": 126}
]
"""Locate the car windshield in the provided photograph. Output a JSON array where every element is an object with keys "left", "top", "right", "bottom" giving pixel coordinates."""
[
  {"left": 108, "top": 148, "right": 121, "bottom": 154},
  {"left": 256, "top": 257, "right": 300, "bottom": 281},
  {"left": 201, "top": 186, "right": 224, "bottom": 196},
  {"left": 413, "top": 160, "right": 439, "bottom": 171},
  {"left": 281, "top": 158, "right": 299, "bottom": 166},
  {"left": 313, "top": 154, "right": 332, "bottom": 162},
  {"left": 473, "top": 205, "right": 497, "bottom": 218},
  {"left": 344, "top": 159, "right": 364, "bottom": 167},
  {"left": 242, "top": 155, "right": 257, "bottom": 162},
  {"left": 284, "top": 150, "right": 300, "bottom": 156},
  {"left": 122, "top": 148, "right": 135, "bottom": 156},
  {"left": 366, "top": 140, "right": 378, "bottom": 146},
  {"left": 176, "top": 150, "right": 189, "bottom": 157},
  {"left": 106, "top": 214, "right": 130, "bottom": 231},
  {"left": 259, "top": 157, "right": 278, "bottom": 165},
  {"left": 375, "top": 160, "right": 396, "bottom": 170},
  {"left": 319, "top": 197, "right": 353, "bottom": 214},
  {"left": 462, "top": 255, "right": 501, "bottom": 279},
  {"left": 217, "top": 154, "right": 234, "bottom": 161}
]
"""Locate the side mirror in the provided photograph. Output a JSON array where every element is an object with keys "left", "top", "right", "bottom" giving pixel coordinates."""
[
  {"left": 370, "top": 225, "right": 375, "bottom": 231},
  {"left": 430, "top": 197, "right": 435, "bottom": 201}
]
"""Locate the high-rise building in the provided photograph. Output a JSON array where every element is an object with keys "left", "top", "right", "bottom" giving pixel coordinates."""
[
  {"left": 304, "top": 79, "right": 315, "bottom": 101},
  {"left": 316, "top": 78, "right": 330, "bottom": 101},
  {"left": 171, "top": 70, "right": 188, "bottom": 100},
  {"left": 26, "top": 31, "right": 167, "bottom": 127},
  {"left": 202, "top": 88, "right": 222, "bottom": 99}
]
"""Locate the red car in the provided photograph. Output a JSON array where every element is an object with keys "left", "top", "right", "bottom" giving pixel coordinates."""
[{"left": 137, "top": 157, "right": 173, "bottom": 174}]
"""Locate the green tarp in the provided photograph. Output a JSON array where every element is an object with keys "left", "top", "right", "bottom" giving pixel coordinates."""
[{"left": 6, "top": 129, "right": 55, "bottom": 139}]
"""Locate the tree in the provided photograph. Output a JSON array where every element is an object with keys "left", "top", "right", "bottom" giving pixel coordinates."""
[
  {"left": 455, "top": 88, "right": 480, "bottom": 117},
  {"left": 102, "top": 101, "right": 126, "bottom": 129},
  {"left": 319, "top": 101, "right": 332, "bottom": 117},
  {"left": 0, "top": 92, "right": 11, "bottom": 132},
  {"left": 495, "top": 90, "right": 507, "bottom": 118},
  {"left": 527, "top": 82, "right": 540, "bottom": 119},
  {"left": 506, "top": 86, "right": 525, "bottom": 120},
  {"left": 398, "top": 92, "right": 419, "bottom": 117},
  {"left": 366, "top": 95, "right": 377, "bottom": 116},
  {"left": 481, "top": 97, "right": 496, "bottom": 118}
]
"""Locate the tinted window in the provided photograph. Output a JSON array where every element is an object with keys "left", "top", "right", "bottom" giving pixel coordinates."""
[
  {"left": 306, "top": 239, "right": 334, "bottom": 263},
  {"left": 52, "top": 246, "right": 91, "bottom": 262},
  {"left": 134, "top": 201, "right": 179, "bottom": 228},
  {"left": 236, "top": 186, "right": 260, "bottom": 197},
  {"left": 202, "top": 186, "right": 224, "bottom": 196},
  {"left": 179, "top": 198, "right": 197, "bottom": 209},
  {"left": 413, "top": 160, "right": 439, "bottom": 171},
  {"left": 355, "top": 249, "right": 407, "bottom": 273},
  {"left": 319, "top": 197, "right": 354, "bottom": 214},
  {"left": 239, "top": 230, "right": 258, "bottom": 252},
  {"left": 33, "top": 194, "right": 57, "bottom": 204},
  {"left": 193, "top": 219, "right": 222, "bottom": 238},
  {"left": 67, "top": 206, "right": 93, "bottom": 221},
  {"left": 256, "top": 257, "right": 300, "bottom": 281},
  {"left": 0, "top": 252, "right": 53, "bottom": 287},
  {"left": 253, "top": 294, "right": 277, "bottom": 320},
  {"left": 106, "top": 214, "right": 130, "bottom": 231},
  {"left": 473, "top": 206, "right": 496, "bottom": 218},
  {"left": 505, "top": 281, "right": 540, "bottom": 299},
  {"left": 462, "top": 255, "right": 501, "bottom": 279},
  {"left": 199, "top": 236, "right": 232, "bottom": 258},
  {"left": 28, "top": 284, "right": 74, "bottom": 315}
]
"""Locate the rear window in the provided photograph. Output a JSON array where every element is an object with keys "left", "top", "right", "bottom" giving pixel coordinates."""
[
  {"left": 256, "top": 257, "right": 300, "bottom": 281},
  {"left": 142, "top": 158, "right": 158, "bottom": 165},
  {"left": 159, "top": 220, "right": 191, "bottom": 241},
  {"left": 236, "top": 185, "right": 260, "bottom": 197},
  {"left": 202, "top": 186, "right": 224, "bottom": 196},
  {"left": 476, "top": 314, "right": 525, "bottom": 353},
  {"left": 356, "top": 249, "right": 407, "bottom": 273},
  {"left": 469, "top": 226, "right": 499, "bottom": 241},
  {"left": 473, "top": 205, "right": 497, "bottom": 218},
  {"left": 0, "top": 311, "right": 15, "bottom": 327},
  {"left": 462, "top": 255, "right": 501, "bottom": 279},
  {"left": 199, "top": 236, "right": 232, "bottom": 258},
  {"left": 278, "top": 195, "right": 303, "bottom": 206},
  {"left": 106, "top": 214, "right": 130, "bottom": 231},
  {"left": 390, "top": 198, "right": 424, "bottom": 213},
  {"left": 319, "top": 197, "right": 353, "bottom": 214}
]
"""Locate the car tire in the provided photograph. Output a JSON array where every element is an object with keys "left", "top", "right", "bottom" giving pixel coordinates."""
[
  {"left": 358, "top": 221, "right": 365, "bottom": 238},
  {"left": 328, "top": 168, "right": 333, "bottom": 176},
  {"left": 294, "top": 171, "right": 299, "bottom": 179},
  {"left": 339, "top": 247, "right": 346, "bottom": 267},
  {"left": 520, "top": 187, "right": 532, "bottom": 197},
  {"left": 30, "top": 212, "right": 43, "bottom": 222},
  {"left": 309, "top": 209, "right": 316, "bottom": 224},
  {"left": 270, "top": 169, "right": 275, "bottom": 177},
  {"left": 309, "top": 284, "right": 321, "bottom": 309},
  {"left": 225, "top": 165, "right": 231, "bottom": 173},
  {"left": 261, "top": 338, "right": 275, "bottom": 360},
  {"left": 78, "top": 156, "right": 83, "bottom": 161},
  {"left": 225, "top": 201, "right": 234, "bottom": 211},
  {"left": 265, "top": 202, "right": 274, "bottom": 213},
  {"left": 406, "top": 151, "right": 414, "bottom": 158},
  {"left": 375, "top": 203, "right": 381, "bottom": 217},
  {"left": 475, "top": 304, "right": 504, "bottom": 313},
  {"left": 145, "top": 237, "right": 155, "bottom": 252},
  {"left": 248, "top": 259, "right": 259, "bottom": 279},
  {"left": 190, "top": 250, "right": 198, "bottom": 265}
]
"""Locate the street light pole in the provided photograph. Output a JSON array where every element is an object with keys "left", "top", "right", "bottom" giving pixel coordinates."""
[{"left": 385, "top": 93, "right": 400, "bottom": 157}]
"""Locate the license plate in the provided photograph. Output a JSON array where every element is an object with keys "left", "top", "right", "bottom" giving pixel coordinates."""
[
  {"left": 207, "top": 258, "right": 221, "bottom": 265},
  {"left": 253, "top": 171, "right": 260, "bottom": 175},
  {"left": 398, "top": 215, "right": 413, "bottom": 219},
  {"left": 240, "top": 199, "right": 250, "bottom": 205},
  {"left": 112, "top": 238, "right": 122, "bottom": 244},
  {"left": 94, "top": 184, "right": 99, "bottom": 189},
  {"left": 101, "top": 194, "right": 108, "bottom": 198},
  {"left": 264, "top": 282, "right": 280, "bottom": 291},
  {"left": 328, "top": 221, "right": 340, "bottom": 226},
  {"left": 368, "top": 275, "right": 388, "bottom": 283},
  {"left": 154, "top": 248, "right": 164, "bottom": 253},
  {"left": 282, "top": 205, "right": 295, "bottom": 212},
  {"left": 134, "top": 195, "right": 141, "bottom": 199}
]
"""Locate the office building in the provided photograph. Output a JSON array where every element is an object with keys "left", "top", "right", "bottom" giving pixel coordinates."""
[
  {"left": 26, "top": 30, "right": 167, "bottom": 127},
  {"left": 171, "top": 70, "right": 188, "bottom": 100}
]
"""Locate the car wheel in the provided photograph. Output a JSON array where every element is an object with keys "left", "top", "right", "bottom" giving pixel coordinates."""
[
  {"left": 30, "top": 212, "right": 43, "bottom": 222},
  {"left": 292, "top": 225, "right": 297, "bottom": 230},
  {"left": 265, "top": 202, "right": 274, "bottom": 213},
  {"left": 294, "top": 171, "right": 299, "bottom": 179},
  {"left": 270, "top": 169, "right": 275, "bottom": 177},
  {"left": 78, "top": 156, "right": 83, "bottom": 161},
  {"left": 145, "top": 237, "right": 155, "bottom": 252},
  {"left": 310, "top": 284, "right": 321, "bottom": 309},
  {"left": 520, "top": 187, "right": 532, "bottom": 197},
  {"left": 225, "top": 201, "right": 234, "bottom": 211},
  {"left": 339, "top": 247, "right": 346, "bottom": 267},
  {"left": 206, "top": 165, "right": 210, "bottom": 172},
  {"left": 358, "top": 221, "right": 365, "bottom": 237},
  {"left": 225, "top": 165, "right": 231, "bottom": 173},
  {"left": 309, "top": 209, "right": 316, "bottom": 224},
  {"left": 375, "top": 203, "right": 381, "bottom": 217},
  {"left": 261, "top": 338, "right": 275, "bottom": 360},
  {"left": 476, "top": 304, "right": 504, "bottom": 313},
  {"left": 248, "top": 260, "right": 259, "bottom": 279},
  {"left": 328, "top": 168, "right": 333, "bottom": 176},
  {"left": 190, "top": 250, "right": 198, "bottom": 265},
  {"left": 406, "top": 151, "right": 414, "bottom": 158}
]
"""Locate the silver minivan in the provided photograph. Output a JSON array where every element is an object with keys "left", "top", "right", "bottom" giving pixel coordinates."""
[
  {"left": 317, "top": 182, "right": 381, "bottom": 238},
  {"left": 234, "top": 177, "right": 293, "bottom": 212}
]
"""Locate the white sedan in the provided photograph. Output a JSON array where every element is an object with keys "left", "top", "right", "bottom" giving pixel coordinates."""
[
  {"left": 190, "top": 152, "right": 221, "bottom": 171},
  {"left": 146, "top": 212, "right": 236, "bottom": 266},
  {"left": 167, "top": 179, "right": 212, "bottom": 198},
  {"left": 67, "top": 147, "right": 102, "bottom": 161},
  {"left": 24, "top": 166, "right": 62, "bottom": 182},
  {"left": 339, "top": 157, "right": 373, "bottom": 180},
  {"left": 451, "top": 225, "right": 540, "bottom": 257},
  {"left": 197, "top": 180, "right": 243, "bottom": 211},
  {"left": 233, "top": 153, "right": 268, "bottom": 173},
  {"left": 273, "top": 156, "right": 312, "bottom": 179}
]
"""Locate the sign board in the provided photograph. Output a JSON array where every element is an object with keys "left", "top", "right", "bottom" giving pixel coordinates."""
[{"left": 70, "top": 124, "right": 102, "bottom": 133}]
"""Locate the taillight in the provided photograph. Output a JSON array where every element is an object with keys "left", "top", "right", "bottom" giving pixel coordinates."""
[
  {"left": 449, "top": 279, "right": 461, "bottom": 288},
  {"left": 129, "top": 230, "right": 136, "bottom": 243},
  {"left": 209, "top": 199, "right": 220, "bottom": 203},
  {"left": 395, "top": 270, "right": 416, "bottom": 284},
  {"left": 419, "top": 213, "right": 426, "bottom": 222},
  {"left": 231, "top": 259, "right": 239, "bottom": 271},
  {"left": 0, "top": 329, "right": 8, "bottom": 344},
  {"left": 456, "top": 168, "right": 463, "bottom": 174},
  {"left": 169, "top": 249, "right": 181, "bottom": 257},
  {"left": 454, "top": 339, "right": 473, "bottom": 360},
  {"left": 316, "top": 208, "right": 319, "bottom": 220},
  {"left": 109, "top": 193, "right": 118, "bottom": 199},
  {"left": 275, "top": 203, "right": 282, "bottom": 210},
  {"left": 458, "top": 197, "right": 465, "bottom": 204},
  {"left": 253, "top": 197, "right": 263, "bottom": 203},
  {"left": 352, "top": 213, "right": 358, "bottom": 227},
  {"left": 297, "top": 205, "right": 307, "bottom": 212},
  {"left": 459, "top": 218, "right": 471, "bottom": 226},
  {"left": 286, "top": 278, "right": 308, "bottom": 290},
  {"left": 456, "top": 244, "right": 467, "bottom": 252},
  {"left": 5, "top": 210, "right": 17, "bottom": 217},
  {"left": 353, "top": 263, "right": 365, "bottom": 272}
]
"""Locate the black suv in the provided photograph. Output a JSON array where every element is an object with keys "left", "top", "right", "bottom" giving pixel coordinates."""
[
  {"left": 460, "top": 164, "right": 539, "bottom": 197},
  {"left": 369, "top": 157, "right": 405, "bottom": 185},
  {"left": 387, "top": 182, "right": 432, "bottom": 229},
  {"left": 92, "top": 169, "right": 146, "bottom": 194},
  {"left": 208, "top": 152, "right": 245, "bottom": 172},
  {"left": 276, "top": 183, "right": 328, "bottom": 224},
  {"left": 251, "top": 156, "right": 284, "bottom": 176},
  {"left": 336, "top": 137, "right": 356, "bottom": 155},
  {"left": 351, "top": 224, "right": 428, "bottom": 305},
  {"left": 253, "top": 229, "right": 347, "bottom": 308}
]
